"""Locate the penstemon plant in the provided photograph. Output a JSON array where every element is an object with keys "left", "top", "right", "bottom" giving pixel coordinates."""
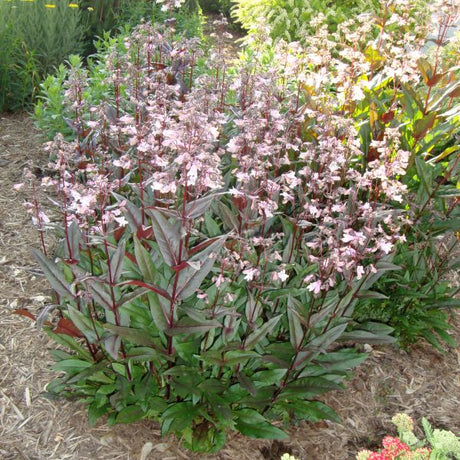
[{"left": 21, "top": 2, "right": 459, "bottom": 453}]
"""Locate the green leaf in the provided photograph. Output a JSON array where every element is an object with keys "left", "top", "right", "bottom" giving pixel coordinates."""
[
  {"left": 88, "top": 402, "right": 110, "bottom": 427},
  {"left": 109, "top": 240, "right": 125, "bottom": 284},
  {"left": 205, "top": 212, "right": 221, "bottom": 237},
  {"left": 252, "top": 369, "right": 287, "bottom": 387},
  {"left": 184, "top": 193, "right": 221, "bottom": 219},
  {"left": 147, "top": 291, "right": 168, "bottom": 332},
  {"left": 67, "top": 305, "right": 101, "bottom": 343},
  {"left": 32, "top": 249, "right": 75, "bottom": 300},
  {"left": 133, "top": 236, "right": 156, "bottom": 283},
  {"left": 161, "top": 402, "right": 199, "bottom": 435},
  {"left": 165, "top": 317, "right": 222, "bottom": 336},
  {"left": 237, "top": 372, "right": 257, "bottom": 396},
  {"left": 234, "top": 409, "right": 287, "bottom": 440},
  {"left": 277, "top": 400, "right": 340, "bottom": 423},
  {"left": 103, "top": 324, "right": 158, "bottom": 347},
  {"left": 87, "top": 279, "right": 114, "bottom": 312},
  {"left": 45, "top": 330, "right": 93, "bottom": 360},
  {"left": 217, "top": 201, "right": 239, "bottom": 230},
  {"left": 116, "top": 405, "right": 145, "bottom": 424},
  {"left": 244, "top": 314, "right": 282, "bottom": 350},
  {"left": 148, "top": 209, "right": 181, "bottom": 267},
  {"left": 413, "top": 112, "right": 437, "bottom": 140},
  {"left": 52, "top": 359, "right": 92, "bottom": 374},
  {"left": 287, "top": 295, "right": 304, "bottom": 350},
  {"left": 176, "top": 237, "right": 226, "bottom": 300}
]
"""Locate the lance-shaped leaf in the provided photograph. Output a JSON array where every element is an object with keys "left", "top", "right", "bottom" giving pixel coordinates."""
[
  {"left": 120, "top": 280, "right": 171, "bottom": 301},
  {"left": 133, "top": 236, "right": 155, "bottom": 283},
  {"left": 103, "top": 324, "right": 158, "bottom": 347},
  {"left": 87, "top": 279, "right": 114, "bottom": 312},
  {"left": 104, "top": 334, "right": 122, "bottom": 360},
  {"left": 109, "top": 240, "right": 125, "bottom": 284},
  {"left": 113, "top": 193, "right": 142, "bottom": 232},
  {"left": 293, "top": 322, "right": 348, "bottom": 370},
  {"left": 287, "top": 295, "right": 304, "bottom": 350},
  {"left": 176, "top": 237, "right": 226, "bottom": 301},
  {"left": 217, "top": 201, "right": 239, "bottom": 230},
  {"left": 234, "top": 409, "right": 287, "bottom": 440},
  {"left": 244, "top": 314, "right": 282, "bottom": 350},
  {"left": 148, "top": 209, "right": 181, "bottom": 267},
  {"left": 147, "top": 291, "right": 169, "bottom": 332},
  {"left": 66, "top": 221, "right": 82, "bottom": 261},
  {"left": 32, "top": 249, "right": 75, "bottom": 301},
  {"left": 68, "top": 305, "right": 101, "bottom": 343},
  {"left": 165, "top": 317, "right": 222, "bottom": 336},
  {"left": 184, "top": 193, "right": 221, "bottom": 219}
]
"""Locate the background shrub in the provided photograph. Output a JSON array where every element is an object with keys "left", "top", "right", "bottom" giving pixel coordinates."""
[{"left": 0, "top": 0, "right": 86, "bottom": 112}]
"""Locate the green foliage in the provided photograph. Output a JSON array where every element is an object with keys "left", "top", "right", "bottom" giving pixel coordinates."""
[
  {"left": 0, "top": 0, "right": 86, "bottom": 112},
  {"left": 351, "top": 32, "right": 460, "bottom": 351},
  {"left": 199, "top": 0, "right": 233, "bottom": 16},
  {"left": 232, "top": 0, "right": 378, "bottom": 43}
]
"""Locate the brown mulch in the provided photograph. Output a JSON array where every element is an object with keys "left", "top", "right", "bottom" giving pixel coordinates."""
[{"left": 0, "top": 112, "right": 459, "bottom": 460}]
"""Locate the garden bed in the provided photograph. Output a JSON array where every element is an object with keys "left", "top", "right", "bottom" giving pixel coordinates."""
[{"left": 0, "top": 112, "right": 459, "bottom": 460}]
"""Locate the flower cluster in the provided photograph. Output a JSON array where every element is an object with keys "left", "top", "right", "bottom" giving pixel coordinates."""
[{"left": 356, "top": 413, "right": 460, "bottom": 460}]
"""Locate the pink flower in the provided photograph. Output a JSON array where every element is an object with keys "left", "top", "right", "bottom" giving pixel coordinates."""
[{"left": 307, "top": 280, "right": 322, "bottom": 295}]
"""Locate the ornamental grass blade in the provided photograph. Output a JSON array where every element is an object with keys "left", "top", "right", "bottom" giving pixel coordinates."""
[
  {"left": 32, "top": 249, "right": 75, "bottom": 301},
  {"left": 244, "top": 314, "right": 282, "bottom": 350},
  {"left": 148, "top": 209, "right": 181, "bottom": 267}
]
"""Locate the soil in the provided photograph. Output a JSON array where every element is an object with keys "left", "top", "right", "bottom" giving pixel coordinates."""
[{"left": 0, "top": 113, "right": 459, "bottom": 460}]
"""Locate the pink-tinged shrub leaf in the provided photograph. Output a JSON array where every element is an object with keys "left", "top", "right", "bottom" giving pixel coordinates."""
[
  {"left": 32, "top": 249, "right": 75, "bottom": 301},
  {"left": 148, "top": 209, "right": 181, "bottom": 267}
]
